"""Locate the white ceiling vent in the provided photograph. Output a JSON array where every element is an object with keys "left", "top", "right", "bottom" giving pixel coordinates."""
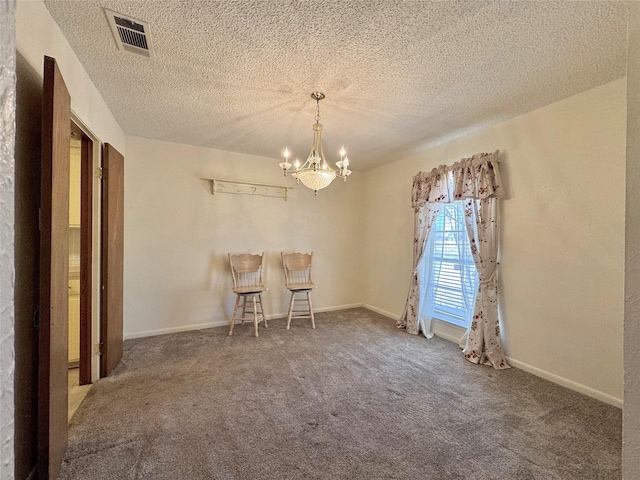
[{"left": 104, "top": 8, "right": 153, "bottom": 58}]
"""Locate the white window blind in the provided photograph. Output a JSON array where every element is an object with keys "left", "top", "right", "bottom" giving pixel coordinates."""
[{"left": 422, "top": 202, "right": 478, "bottom": 328}]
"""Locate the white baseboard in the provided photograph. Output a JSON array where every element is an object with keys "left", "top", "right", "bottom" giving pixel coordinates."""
[
  {"left": 363, "top": 304, "right": 400, "bottom": 320},
  {"left": 124, "top": 320, "right": 229, "bottom": 340},
  {"left": 431, "top": 324, "right": 465, "bottom": 344},
  {"left": 313, "top": 303, "right": 363, "bottom": 314},
  {"left": 124, "top": 303, "right": 364, "bottom": 340},
  {"left": 505, "top": 356, "right": 623, "bottom": 408},
  {"left": 363, "top": 304, "right": 622, "bottom": 408}
]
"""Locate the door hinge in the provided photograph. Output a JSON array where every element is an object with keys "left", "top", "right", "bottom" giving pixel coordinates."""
[
  {"left": 33, "top": 307, "right": 40, "bottom": 330},
  {"left": 98, "top": 167, "right": 105, "bottom": 180},
  {"left": 97, "top": 342, "right": 104, "bottom": 356}
]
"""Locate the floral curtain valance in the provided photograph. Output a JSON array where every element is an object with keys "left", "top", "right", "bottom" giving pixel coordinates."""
[{"left": 411, "top": 150, "right": 503, "bottom": 208}]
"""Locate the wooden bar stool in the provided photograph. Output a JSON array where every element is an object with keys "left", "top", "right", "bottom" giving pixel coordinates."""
[
  {"left": 228, "top": 252, "right": 267, "bottom": 337},
  {"left": 281, "top": 252, "right": 317, "bottom": 330}
]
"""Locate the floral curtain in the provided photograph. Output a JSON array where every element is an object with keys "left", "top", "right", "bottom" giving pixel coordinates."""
[
  {"left": 460, "top": 197, "right": 509, "bottom": 369},
  {"left": 397, "top": 202, "right": 441, "bottom": 335},
  {"left": 398, "top": 165, "right": 450, "bottom": 334},
  {"left": 400, "top": 151, "right": 509, "bottom": 369}
]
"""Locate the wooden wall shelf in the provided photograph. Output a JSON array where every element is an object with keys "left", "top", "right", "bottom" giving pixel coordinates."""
[{"left": 206, "top": 178, "right": 291, "bottom": 201}]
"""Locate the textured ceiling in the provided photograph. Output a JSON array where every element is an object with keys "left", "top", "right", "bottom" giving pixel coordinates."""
[{"left": 42, "top": 0, "right": 628, "bottom": 171}]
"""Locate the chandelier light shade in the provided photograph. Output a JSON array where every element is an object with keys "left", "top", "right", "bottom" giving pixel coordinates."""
[{"left": 279, "top": 92, "right": 351, "bottom": 195}]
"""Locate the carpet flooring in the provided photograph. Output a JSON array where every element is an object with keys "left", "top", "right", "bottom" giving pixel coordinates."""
[{"left": 60, "top": 308, "right": 621, "bottom": 479}]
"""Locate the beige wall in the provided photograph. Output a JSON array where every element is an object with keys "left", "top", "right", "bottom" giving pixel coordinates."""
[
  {"left": 363, "top": 78, "right": 626, "bottom": 405},
  {"left": 68, "top": 139, "right": 81, "bottom": 363},
  {"left": 123, "top": 136, "right": 365, "bottom": 338},
  {"left": 69, "top": 139, "right": 81, "bottom": 226},
  {"left": 624, "top": 3, "right": 640, "bottom": 478}
]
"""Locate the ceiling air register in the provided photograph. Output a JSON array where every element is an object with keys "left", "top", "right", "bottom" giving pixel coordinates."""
[{"left": 104, "top": 8, "right": 154, "bottom": 58}]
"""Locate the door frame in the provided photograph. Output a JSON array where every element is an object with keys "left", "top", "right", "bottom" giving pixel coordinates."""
[
  {"left": 70, "top": 112, "right": 103, "bottom": 382},
  {"left": 70, "top": 120, "right": 93, "bottom": 386}
]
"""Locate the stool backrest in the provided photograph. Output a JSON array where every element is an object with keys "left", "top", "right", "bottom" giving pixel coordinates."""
[
  {"left": 229, "top": 252, "right": 264, "bottom": 289},
  {"left": 281, "top": 252, "right": 313, "bottom": 286}
]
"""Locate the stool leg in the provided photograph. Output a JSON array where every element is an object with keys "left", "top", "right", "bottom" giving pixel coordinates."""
[
  {"left": 253, "top": 295, "right": 259, "bottom": 337},
  {"left": 258, "top": 294, "right": 267, "bottom": 328},
  {"left": 286, "top": 291, "right": 295, "bottom": 330},
  {"left": 241, "top": 296, "right": 247, "bottom": 326},
  {"left": 307, "top": 291, "right": 315, "bottom": 329},
  {"left": 229, "top": 295, "right": 240, "bottom": 336}
]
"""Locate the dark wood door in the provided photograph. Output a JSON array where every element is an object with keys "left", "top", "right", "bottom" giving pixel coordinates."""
[
  {"left": 100, "top": 144, "right": 125, "bottom": 377},
  {"left": 39, "top": 55, "right": 70, "bottom": 480}
]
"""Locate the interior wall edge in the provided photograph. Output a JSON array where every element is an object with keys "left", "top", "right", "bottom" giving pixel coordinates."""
[{"left": 0, "top": 1, "right": 16, "bottom": 478}]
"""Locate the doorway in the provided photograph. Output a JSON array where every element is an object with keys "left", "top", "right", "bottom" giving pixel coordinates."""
[{"left": 67, "top": 123, "right": 94, "bottom": 421}]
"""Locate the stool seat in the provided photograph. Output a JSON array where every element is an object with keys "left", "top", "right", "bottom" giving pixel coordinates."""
[
  {"left": 233, "top": 285, "right": 265, "bottom": 294},
  {"left": 284, "top": 282, "right": 315, "bottom": 291}
]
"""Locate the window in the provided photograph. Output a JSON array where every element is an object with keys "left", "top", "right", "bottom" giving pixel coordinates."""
[{"left": 421, "top": 202, "right": 478, "bottom": 328}]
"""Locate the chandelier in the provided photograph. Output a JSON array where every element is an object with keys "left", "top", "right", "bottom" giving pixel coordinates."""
[{"left": 279, "top": 92, "right": 351, "bottom": 195}]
